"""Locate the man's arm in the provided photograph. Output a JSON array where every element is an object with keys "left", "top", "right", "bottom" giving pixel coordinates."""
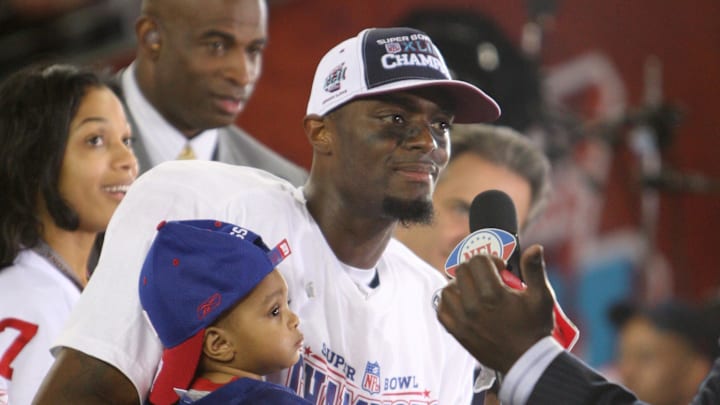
[
  {"left": 33, "top": 347, "right": 139, "bottom": 405},
  {"left": 435, "top": 245, "right": 645, "bottom": 405},
  {"left": 527, "top": 351, "right": 640, "bottom": 404}
]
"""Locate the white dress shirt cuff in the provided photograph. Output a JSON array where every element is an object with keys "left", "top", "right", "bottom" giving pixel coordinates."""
[
  {"left": 498, "top": 336, "right": 564, "bottom": 405},
  {"left": 473, "top": 363, "right": 497, "bottom": 393}
]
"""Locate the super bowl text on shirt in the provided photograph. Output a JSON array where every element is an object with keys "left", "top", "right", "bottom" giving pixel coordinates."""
[{"left": 284, "top": 342, "right": 438, "bottom": 405}]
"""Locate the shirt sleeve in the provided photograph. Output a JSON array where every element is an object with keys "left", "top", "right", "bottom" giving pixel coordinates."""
[{"left": 498, "top": 336, "right": 564, "bottom": 405}]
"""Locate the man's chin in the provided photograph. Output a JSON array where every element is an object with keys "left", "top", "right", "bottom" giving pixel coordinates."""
[
  {"left": 382, "top": 196, "right": 433, "bottom": 226},
  {"left": 199, "top": 109, "right": 242, "bottom": 128},
  {"left": 206, "top": 115, "right": 239, "bottom": 129}
]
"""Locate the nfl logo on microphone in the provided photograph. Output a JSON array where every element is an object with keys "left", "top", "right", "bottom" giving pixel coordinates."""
[{"left": 444, "top": 228, "right": 517, "bottom": 278}]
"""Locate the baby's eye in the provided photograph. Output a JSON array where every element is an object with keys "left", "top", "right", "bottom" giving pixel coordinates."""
[{"left": 271, "top": 306, "right": 280, "bottom": 317}]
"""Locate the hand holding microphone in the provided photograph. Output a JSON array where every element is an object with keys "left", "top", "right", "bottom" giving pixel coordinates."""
[
  {"left": 444, "top": 189, "right": 522, "bottom": 280},
  {"left": 436, "top": 190, "right": 578, "bottom": 374}
]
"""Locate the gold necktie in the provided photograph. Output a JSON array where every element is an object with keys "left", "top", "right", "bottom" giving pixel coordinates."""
[{"left": 177, "top": 144, "right": 196, "bottom": 160}]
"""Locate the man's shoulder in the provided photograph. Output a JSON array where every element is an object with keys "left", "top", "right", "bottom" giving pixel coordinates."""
[
  {"left": 131, "top": 161, "right": 301, "bottom": 221},
  {"left": 140, "top": 160, "right": 296, "bottom": 194}
]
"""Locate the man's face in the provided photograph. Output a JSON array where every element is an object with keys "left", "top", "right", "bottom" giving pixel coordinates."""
[
  {"left": 617, "top": 317, "right": 706, "bottom": 405},
  {"left": 326, "top": 90, "right": 452, "bottom": 224},
  {"left": 396, "top": 153, "right": 532, "bottom": 273},
  {"left": 149, "top": 0, "right": 267, "bottom": 136}
]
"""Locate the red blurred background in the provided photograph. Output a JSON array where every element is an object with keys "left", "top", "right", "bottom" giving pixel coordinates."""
[{"left": 240, "top": 0, "right": 720, "bottom": 305}]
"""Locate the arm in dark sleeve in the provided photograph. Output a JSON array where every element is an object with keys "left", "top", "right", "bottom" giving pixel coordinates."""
[{"left": 528, "top": 352, "right": 645, "bottom": 405}]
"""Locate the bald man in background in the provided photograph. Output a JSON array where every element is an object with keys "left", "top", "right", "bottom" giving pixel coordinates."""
[{"left": 115, "top": 0, "right": 306, "bottom": 183}]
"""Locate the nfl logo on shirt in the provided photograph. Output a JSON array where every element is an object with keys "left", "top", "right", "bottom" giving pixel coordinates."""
[
  {"left": 444, "top": 228, "right": 517, "bottom": 278},
  {"left": 362, "top": 361, "right": 381, "bottom": 395}
]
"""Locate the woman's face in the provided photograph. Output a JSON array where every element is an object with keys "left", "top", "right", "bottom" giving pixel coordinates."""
[{"left": 58, "top": 86, "right": 138, "bottom": 232}]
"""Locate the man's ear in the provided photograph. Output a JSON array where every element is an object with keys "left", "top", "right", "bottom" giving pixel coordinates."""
[
  {"left": 202, "top": 327, "right": 235, "bottom": 363},
  {"left": 303, "top": 114, "right": 333, "bottom": 155},
  {"left": 136, "top": 17, "right": 162, "bottom": 58}
]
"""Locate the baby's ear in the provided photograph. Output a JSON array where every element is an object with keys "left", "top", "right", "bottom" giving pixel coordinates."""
[{"left": 203, "top": 327, "right": 235, "bottom": 362}]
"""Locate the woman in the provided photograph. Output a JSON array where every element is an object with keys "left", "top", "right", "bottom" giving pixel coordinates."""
[{"left": 0, "top": 64, "right": 138, "bottom": 404}]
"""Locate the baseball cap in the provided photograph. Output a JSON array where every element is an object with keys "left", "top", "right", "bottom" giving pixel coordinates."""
[
  {"left": 139, "top": 219, "right": 292, "bottom": 405},
  {"left": 306, "top": 27, "right": 501, "bottom": 123}
]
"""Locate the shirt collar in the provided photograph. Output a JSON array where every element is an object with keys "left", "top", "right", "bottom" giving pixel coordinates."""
[{"left": 121, "top": 63, "right": 218, "bottom": 166}]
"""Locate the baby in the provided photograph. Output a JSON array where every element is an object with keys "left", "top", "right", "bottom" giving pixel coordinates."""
[{"left": 139, "top": 219, "right": 309, "bottom": 404}]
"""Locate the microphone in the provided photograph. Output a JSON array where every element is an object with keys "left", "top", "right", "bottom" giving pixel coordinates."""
[
  {"left": 443, "top": 189, "right": 580, "bottom": 350},
  {"left": 444, "top": 190, "right": 521, "bottom": 280},
  {"left": 469, "top": 190, "right": 522, "bottom": 280}
]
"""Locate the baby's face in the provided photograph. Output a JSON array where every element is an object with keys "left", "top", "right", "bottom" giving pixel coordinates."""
[{"left": 212, "top": 269, "right": 304, "bottom": 376}]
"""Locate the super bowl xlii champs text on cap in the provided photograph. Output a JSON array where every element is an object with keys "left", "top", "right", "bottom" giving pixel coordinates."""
[{"left": 306, "top": 27, "right": 501, "bottom": 123}]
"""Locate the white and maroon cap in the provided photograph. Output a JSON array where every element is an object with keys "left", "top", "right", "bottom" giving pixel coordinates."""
[{"left": 306, "top": 27, "right": 501, "bottom": 123}]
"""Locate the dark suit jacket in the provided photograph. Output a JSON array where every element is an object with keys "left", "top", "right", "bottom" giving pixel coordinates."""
[{"left": 528, "top": 352, "right": 720, "bottom": 405}]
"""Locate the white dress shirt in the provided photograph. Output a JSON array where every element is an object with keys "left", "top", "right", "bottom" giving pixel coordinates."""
[{"left": 121, "top": 63, "right": 218, "bottom": 167}]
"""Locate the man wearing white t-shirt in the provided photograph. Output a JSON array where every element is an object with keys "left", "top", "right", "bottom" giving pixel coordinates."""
[{"left": 35, "top": 27, "right": 501, "bottom": 404}]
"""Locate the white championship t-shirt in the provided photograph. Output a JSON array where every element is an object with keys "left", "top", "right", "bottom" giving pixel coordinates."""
[
  {"left": 54, "top": 161, "right": 475, "bottom": 404},
  {"left": 0, "top": 250, "right": 81, "bottom": 405}
]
